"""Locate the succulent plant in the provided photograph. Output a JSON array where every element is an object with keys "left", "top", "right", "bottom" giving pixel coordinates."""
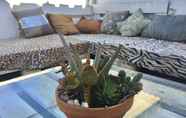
[
  {"left": 58, "top": 33, "right": 142, "bottom": 108},
  {"left": 64, "top": 71, "right": 80, "bottom": 91},
  {"left": 91, "top": 77, "right": 122, "bottom": 107},
  {"left": 59, "top": 33, "right": 121, "bottom": 104},
  {"left": 118, "top": 70, "right": 143, "bottom": 96}
]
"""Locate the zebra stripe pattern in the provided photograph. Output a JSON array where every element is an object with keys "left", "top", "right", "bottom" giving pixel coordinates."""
[{"left": 90, "top": 43, "right": 186, "bottom": 81}]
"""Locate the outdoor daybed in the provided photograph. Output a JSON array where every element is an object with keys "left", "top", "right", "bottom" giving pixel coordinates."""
[
  {"left": 1, "top": 33, "right": 186, "bottom": 82},
  {"left": 0, "top": 0, "right": 186, "bottom": 83}
]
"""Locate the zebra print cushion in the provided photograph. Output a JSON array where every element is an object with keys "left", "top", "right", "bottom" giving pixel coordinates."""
[
  {"left": 67, "top": 34, "right": 186, "bottom": 81},
  {"left": 92, "top": 44, "right": 186, "bottom": 81}
]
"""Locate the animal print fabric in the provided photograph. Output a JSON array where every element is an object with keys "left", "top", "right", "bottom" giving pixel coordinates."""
[
  {"left": 67, "top": 34, "right": 186, "bottom": 80},
  {"left": 93, "top": 44, "right": 186, "bottom": 81},
  {"left": 0, "top": 34, "right": 89, "bottom": 71},
  {"left": 1, "top": 33, "right": 186, "bottom": 80}
]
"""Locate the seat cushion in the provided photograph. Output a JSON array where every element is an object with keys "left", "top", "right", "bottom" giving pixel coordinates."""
[
  {"left": 67, "top": 34, "right": 186, "bottom": 58},
  {"left": 0, "top": 34, "right": 86, "bottom": 70},
  {"left": 67, "top": 34, "right": 186, "bottom": 81}
]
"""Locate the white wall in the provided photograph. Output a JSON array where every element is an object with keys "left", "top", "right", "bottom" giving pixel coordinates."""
[
  {"left": 93, "top": 0, "right": 186, "bottom": 15},
  {"left": 93, "top": 0, "right": 169, "bottom": 14},
  {"left": 7, "top": 0, "right": 86, "bottom": 8},
  {"left": 169, "top": 0, "right": 186, "bottom": 15},
  {"left": 13, "top": 3, "right": 93, "bottom": 17}
]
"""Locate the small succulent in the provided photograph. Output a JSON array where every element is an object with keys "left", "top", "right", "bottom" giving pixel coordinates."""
[
  {"left": 64, "top": 71, "right": 80, "bottom": 90},
  {"left": 118, "top": 70, "right": 143, "bottom": 97},
  {"left": 91, "top": 77, "right": 122, "bottom": 107},
  {"left": 91, "top": 70, "right": 143, "bottom": 107}
]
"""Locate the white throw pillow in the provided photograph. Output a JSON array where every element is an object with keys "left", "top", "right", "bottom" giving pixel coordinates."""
[{"left": 0, "top": 0, "right": 19, "bottom": 40}]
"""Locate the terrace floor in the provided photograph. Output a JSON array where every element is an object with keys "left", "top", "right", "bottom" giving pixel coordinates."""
[{"left": 0, "top": 66, "right": 185, "bottom": 118}]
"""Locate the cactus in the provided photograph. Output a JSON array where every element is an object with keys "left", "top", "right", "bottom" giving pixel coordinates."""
[
  {"left": 58, "top": 33, "right": 142, "bottom": 108},
  {"left": 64, "top": 71, "right": 80, "bottom": 91},
  {"left": 118, "top": 70, "right": 143, "bottom": 96},
  {"left": 59, "top": 33, "right": 121, "bottom": 104}
]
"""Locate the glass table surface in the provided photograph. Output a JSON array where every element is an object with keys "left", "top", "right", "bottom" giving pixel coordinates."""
[
  {"left": 0, "top": 66, "right": 185, "bottom": 118},
  {"left": 0, "top": 67, "right": 67, "bottom": 118}
]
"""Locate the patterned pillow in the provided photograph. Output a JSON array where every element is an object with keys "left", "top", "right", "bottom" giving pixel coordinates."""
[
  {"left": 118, "top": 9, "right": 151, "bottom": 37},
  {"left": 101, "top": 11, "right": 129, "bottom": 34},
  {"left": 14, "top": 8, "right": 53, "bottom": 38}
]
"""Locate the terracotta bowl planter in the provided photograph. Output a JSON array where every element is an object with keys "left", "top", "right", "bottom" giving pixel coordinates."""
[{"left": 56, "top": 85, "right": 134, "bottom": 118}]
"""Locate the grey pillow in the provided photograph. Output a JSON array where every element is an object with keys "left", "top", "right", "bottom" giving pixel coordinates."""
[
  {"left": 101, "top": 11, "right": 129, "bottom": 34},
  {"left": 142, "top": 15, "right": 186, "bottom": 42},
  {"left": 13, "top": 8, "right": 53, "bottom": 38}
]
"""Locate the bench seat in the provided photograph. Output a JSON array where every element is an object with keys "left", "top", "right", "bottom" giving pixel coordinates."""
[{"left": 0, "top": 33, "right": 186, "bottom": 82}]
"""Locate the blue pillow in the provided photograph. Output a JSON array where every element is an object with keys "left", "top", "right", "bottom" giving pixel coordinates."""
[{"left": 19, "top": 15, "right": 53, "bottom": 38}]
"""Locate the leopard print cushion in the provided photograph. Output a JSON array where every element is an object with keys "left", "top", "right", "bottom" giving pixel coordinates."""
[{"left": 0, "top": 34, "right": 88, "bottom": 70}]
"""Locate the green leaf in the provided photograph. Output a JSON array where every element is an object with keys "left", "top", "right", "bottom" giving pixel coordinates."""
[
  {"left": 118, "top": 70, "right": 126, "bottom": 79},
  {"left": 98, "top": 45, "right": 121, "bottom": 78},
  {"left": 59, "top": 33, "right": 81, "bottom": 79},
  {"left": 125, "top": 76, "right": 131, "bottom": 84},
  {"left": 94, "top": 44, "right": 102, "bottom": 71},
  {"left": 80, "top": 66, "right": 99, "bottom": 86},
  {"left": 69, "top": 43, "right": 83, "bottom": 72},
  {"left": 92, "top": 77, "right": 122, "bottom": 107},
  {"left": 97, "top": 56, "right": 109, "bottom": 73},
  {"left": 132, "top": 73, "right": 143, "bottom": 83}
]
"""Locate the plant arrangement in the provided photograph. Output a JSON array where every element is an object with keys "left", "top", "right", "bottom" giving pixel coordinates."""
[{"left": 56, "top": 34, "right": 143, "bottom": 118}]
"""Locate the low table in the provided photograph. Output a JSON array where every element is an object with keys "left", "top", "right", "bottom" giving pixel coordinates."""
[{"left": 0, "top": 66, "right": 162, "bottom": 118}]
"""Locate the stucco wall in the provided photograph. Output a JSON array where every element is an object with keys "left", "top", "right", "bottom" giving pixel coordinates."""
[
  {"left": 169, "top": 0, "right": 186, "bottom": 15},
  {"left": 13, "top": 3, "right": 93, "bottom": 17},
  {"left": 93, "top": 0, "right": 186, "bottom": 15}
]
